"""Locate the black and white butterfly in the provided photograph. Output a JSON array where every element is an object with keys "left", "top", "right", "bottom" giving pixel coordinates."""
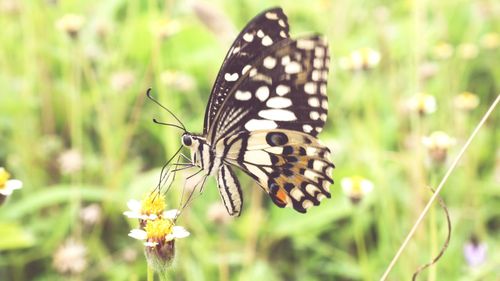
[{"left": 151, "top": 7, "right": 334, "bottom": 216}]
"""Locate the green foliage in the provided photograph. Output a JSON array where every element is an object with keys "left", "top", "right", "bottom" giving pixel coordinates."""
[{"left": 0, "top": 0, "right": 499, "bottom": 280}]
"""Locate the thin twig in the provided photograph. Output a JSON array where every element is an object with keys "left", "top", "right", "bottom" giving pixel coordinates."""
[
  {"left": 380, "top": 94, "right": 499, "bottom": 280},
  {"left": 412, "top": 187, "right": 451, "bottom": 280}
]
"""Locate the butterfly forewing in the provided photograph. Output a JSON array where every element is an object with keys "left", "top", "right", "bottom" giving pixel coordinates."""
[
  {"left": 203, "top": 7, "right": 290, "bottom": 134},
  {"left": 208, "top": 35, "right": 330, "bottom": 145}
]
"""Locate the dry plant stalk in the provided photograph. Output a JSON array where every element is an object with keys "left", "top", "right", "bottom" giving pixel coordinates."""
[{"left": 380, "top": 94, "right": 500, "bottom": 281}]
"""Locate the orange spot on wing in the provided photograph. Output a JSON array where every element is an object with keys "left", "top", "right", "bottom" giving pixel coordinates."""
[{"left": 276, "top": 188, "right": 288, "bottom": 204}]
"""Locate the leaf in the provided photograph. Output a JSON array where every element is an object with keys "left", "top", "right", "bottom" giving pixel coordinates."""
[{"left": 0, "top": 222, "right": 35, "bottom": 250}]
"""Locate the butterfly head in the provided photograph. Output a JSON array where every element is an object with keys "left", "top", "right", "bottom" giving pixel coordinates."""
[{"left": 181, "top": 133, "right": 208, "bottom": 168}]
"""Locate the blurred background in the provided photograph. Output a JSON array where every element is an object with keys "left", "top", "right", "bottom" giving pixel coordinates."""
[{"left": 0, "top": 0, "right": 499, "bottom": 280}]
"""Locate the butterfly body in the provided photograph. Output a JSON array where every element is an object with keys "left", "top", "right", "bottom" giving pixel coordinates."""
[{"left": 179, "top": 7, "right": 334, "bottom": 216}]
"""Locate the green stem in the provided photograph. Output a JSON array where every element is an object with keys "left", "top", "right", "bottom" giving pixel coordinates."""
[{"left": 147, "top": 263, "right": 155, "bottom": 281}]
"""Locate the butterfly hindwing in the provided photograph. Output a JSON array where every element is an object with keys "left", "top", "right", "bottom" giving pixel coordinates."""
[
  {"left": 208, "top": 35, "right": 330, "bottom": 145},
  {"left": 204, "top": 7, "right": 290, "bottom": 134},
  {"left": 216, "top": 164, "right": 243, "bottom": 216},
  {"left": 219, "top": 129, "right": 334, "bottom": 213}
]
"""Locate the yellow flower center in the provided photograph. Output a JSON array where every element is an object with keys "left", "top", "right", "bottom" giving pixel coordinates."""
[
  {"left": 144, "top": 219, "right": 173, "bottom": 241},
  {"left": 0, "top": 168, "right": 11, "bottom": 189},
  {"left": 350, "top": 176, "right": 364, "bottom": 195},
  {"left": 140, "top": 193, "right": 166, "bottom": 216}
]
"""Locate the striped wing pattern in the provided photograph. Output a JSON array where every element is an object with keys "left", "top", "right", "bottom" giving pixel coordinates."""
[
  {"left": 216, "top": 164, "right": 243, "bottom": 216},
  {"left": 203, "top": 8, "right": 290, "bottom": 134}
]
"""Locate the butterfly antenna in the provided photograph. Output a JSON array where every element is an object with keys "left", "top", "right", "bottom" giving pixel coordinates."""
[
  {"left": 152, "top": 118, "right": 186, "bottom": 131},
  {"left": 146, "top": 88, "right": 187, "bottom": 131}
]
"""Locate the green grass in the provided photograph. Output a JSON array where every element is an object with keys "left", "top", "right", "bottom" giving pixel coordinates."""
[{"left": 0, "top": 0, "right": 499, "bottom": 280}]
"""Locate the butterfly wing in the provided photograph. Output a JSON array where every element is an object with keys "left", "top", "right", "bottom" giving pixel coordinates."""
[
  {"left": 217, "top": 129, "right": 333, "bottom": 213},
  {"left": 206, "top": 35, "right": 330, "bottom": 147},
  {"left": 216, "top": 164, "right": 243, "bottom": 216},
  {"left": 203, "top": 7, "right": 290, "bottom": 135}
]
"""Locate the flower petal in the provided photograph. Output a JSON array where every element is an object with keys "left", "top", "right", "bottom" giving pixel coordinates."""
[
  {"left": 144, "top": 241, "right": 158, "bottom": 247},
  {"left": 126, "top": 199, "right": 141, "bottom": 212},
  {"left": 0, "top": 188, "right": 13, "bottom": 196},
  {"left": 172, "top": 226, "right": 190, "bottom": 239},
  {"left": 128, "top": 229, "right": 147, "bottom": 240},
  {"left": 6, "top": 179, "right": 22, "bottom": 191},
  {"left": 163, "top": 209, "right": 179, "bottom": 219}
]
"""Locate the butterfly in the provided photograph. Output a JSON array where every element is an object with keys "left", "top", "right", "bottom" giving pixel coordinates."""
[{"left": 150, "top": 7, "right": 334, "bottom": 216}]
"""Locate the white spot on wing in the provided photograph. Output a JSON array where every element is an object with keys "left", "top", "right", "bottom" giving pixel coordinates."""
[
  {"left": 310, "top": 111, "right": 320, "bottom": 120},
  {"left": 305, "top": 184, "right": 319, "bottom": 194},
  {"left": 290, "top": 188, "right": 303, "bottom": 201},
  {"left": 235, "top": 90, "right": 252, "bottom": 101},
  {"left": 243, "top": 33, "right": 254, "bottom": 42},
  {"left": 313, "top": 58, "right": 324, "bottom": 68},
  {"left": 320, "top": 83, "right": 327, "bottom": 95},
  {"left": 285, "top": 61, "right": 302, "bottom": 74},
  {"left": 258, "top": 109, "right": 297, "bottom": 121},
  {"left": 321, "top": 99, "right": 328, "bottom": 109},
  {"left": 281, "top": 55, "right": 290, "bottom": 65},
  {"left": 263, "top": 56, "right": 277, "bottom": 69},
  {"left": 266, "top": 97, "right": 292, "bottom": 108},
  {"left": 303, "top": 124, "right": 313, "bottom": 133},
  {"left": 244, "top": 150, "right": 271, "bottom": 165},
  {"left": 308, "top": 97, "right": 320, "bottom": 107},
  {"left": 255, "top": 86, "right": 270, "bottom": 101},
  {"left": 297, "top": 39, "right": 316, "bottom": 50},
  {"left": 257, "top": 29, "right": 265, "bottom": 38},
  {"left": 265, "top": 12, "right": 278, "bottom": 20},
  {"left": 304, "top": 82, "right": 317, "bottom": 95},
  {"left": 242, "top": 64, "right": 251, "bottom": 75},
  {"left": 315, "top": 47, "right": 325, "bottom": 57},
  {"left": 280, "top": 30, "right": 287, "bottom": 38},
  {"left": 278, "top": 19, "right": 286, "bottom": 27},
  {"left": 224, "top": 72, "right": 239, "bottom": 82},
  {"left": 262, "top": 35, "right": 273, "bottom": 46},
  {"left": 302, "top": 200, "right": 313, "bottom": 209},
  {"left": 311, "top": 70, "right": 320, "bottom": 81},
  {"left": 276, "top": 84, "right": 290, "bottom": 96},
  {"left": 245, "top": 119, "right": 277, "bottom": 131}
]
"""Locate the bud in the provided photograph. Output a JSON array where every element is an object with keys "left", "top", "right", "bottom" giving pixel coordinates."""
[
  {"left": 422, "top": 131, "right": 456, "bottom": 164},
  {"left": 341, "top": 176, "right": 374, "bottom": 204},
  {"left": 56, "top": 14, "right": 85, "bottom": 39}
]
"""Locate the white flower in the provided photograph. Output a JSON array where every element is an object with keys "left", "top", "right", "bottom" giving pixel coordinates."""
[
  {"left": 0, "top": 167, "right": 23, "bottom": 196},
  {"left": 58, "top": 149, "right": 83, "bottom": 175},
  {"left": 53, "top": 239, "right": 87, "bottom": 274},
  {"left": 123, "top": 199, "right": 158, "bottom": 220},
  {"left": 457, "top": 43, "right": 479, "bottom": 60},
  {"left": 338, "top": 48, "right": 381, "bottom": 71},
  {"left": 165, "top": 226, "right": 190, "bottom": 241},
  {"left": 80, "top": 204, "right": 102, "bottom": 226},
  {"left": 128, "top": 218, "right": 189, "bottom": 247},
  {"left": 454, "top": 92, "right": 480, "bottom": 111},
  {"left": 433, "top": 42, "right": 454, "bottom": 59},
  {"left": 422, "top": 131, "right": 456, "bottom": 150},
  {"left": 407, "top": 93, "right": 437, "bottom": 115},
  {"left": 422, "top": 131, "right": 456, "bottom": 164},
  {"left": 55, "top": 14, "right": 85, "bottom": 38},
  {"left": 341, "top": 176, "right": 374, "bottom": 203}
]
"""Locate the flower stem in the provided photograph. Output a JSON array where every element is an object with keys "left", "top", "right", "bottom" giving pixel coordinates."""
[{"left": 147, "top": 263, "right": 154, "bottom": 281}]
